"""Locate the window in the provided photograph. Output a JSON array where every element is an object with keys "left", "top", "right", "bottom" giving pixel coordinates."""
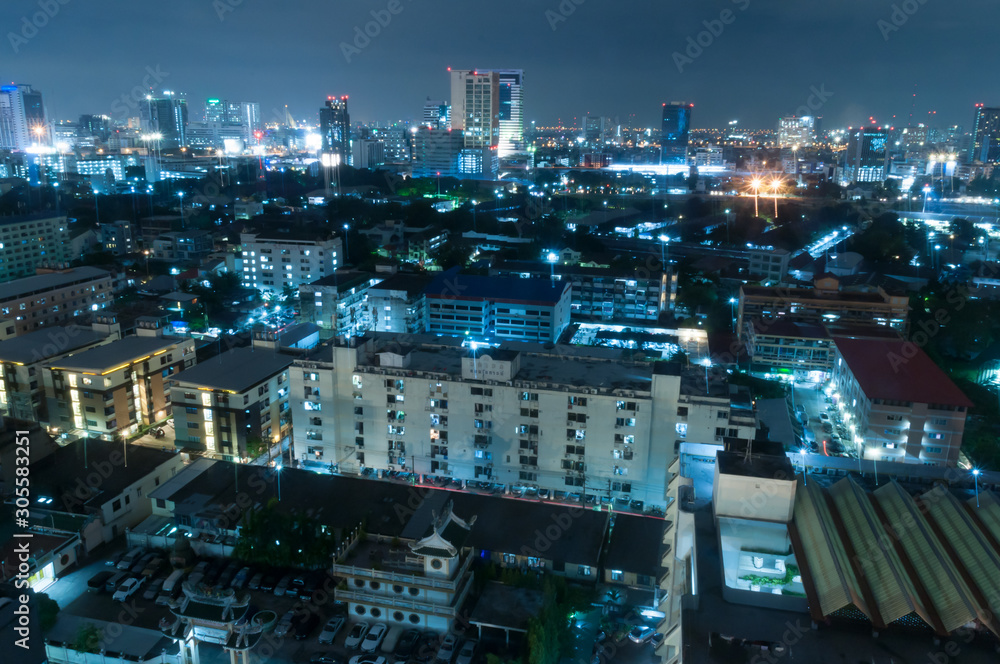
[
  {"left": 927, "top": 433, "right": 944, "bottom": 440},
  {"left": 112, "top": 499, "right": 122, "bottom": 511},
  {"left": 676, "top": 406, "right": 688, "bottom": 416}
]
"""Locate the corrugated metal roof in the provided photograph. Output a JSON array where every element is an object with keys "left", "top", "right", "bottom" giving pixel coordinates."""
[{"left": 873, "top": 482, "right": 977, "bottom": 634}]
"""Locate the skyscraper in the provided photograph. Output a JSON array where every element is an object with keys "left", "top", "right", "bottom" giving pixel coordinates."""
[
  {"left": 139, "top": 91, "right": 188, "bottom": 148},
  {"left": 476, "top": 69, "right": 524, "bottom": 156},
  {"left": 422, "top": 98, "right": 450, "bottom": 130},
  {"left": 970, "top": 104, "right": 1000, "bottom": 164},
  {"left": 844, "top": 126, "right": 889, "bottom": 183},
  {"left": 661, "top": 102, "right": 693, "bottom": 165},
  {"left": 449, "top": 69, "right": 499, "bottom": 176},
  {"left": 205, "top": 98, "right": 261, "bottom": 144},
  {"left": 319, "top": 96, "right": 351, "bottom": 165},
  {"left": 0, "top": 84, "right": 46, "bottom": 150},
  {"left": 777, "top": 116, "right": 816, "bottom": 148}
]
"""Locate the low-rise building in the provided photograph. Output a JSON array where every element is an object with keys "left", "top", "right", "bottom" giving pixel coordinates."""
[
  {"left": 299, "top": 271, "right": 382, "bottom": 337},
  {"left": 170, "top": 346, "right": 293, "bottom": 461},
  {"left": 0, "top": 213, "right": 72, "bottom": 281},
  {"left": 239, "top": 231, "right": 343, "bottom": 295},
  {"left": 0, "top": 267, "right": 117, "bottom": 340},
  {"left": 367, "top": 273, "right": 432, "bottom": 334},
  {"left": 747, "top": 247, "right": 791, "bottom": 283},
  {"left": 43, "top": 334, "right": 196, "bottom": 441},
  {"left": 152, "top": 230, "right": 215, "bottom": 262},
  {"left": 830, "top": 337, "right": 972, "bottom": 466}
]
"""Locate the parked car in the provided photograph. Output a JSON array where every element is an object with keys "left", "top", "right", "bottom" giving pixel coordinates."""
[
  {"left": 105, "top": 571, "right": 129, "bottom": 593},
  {"left": 275, "top": 610, "right": 297, "bottom": 638},
  {"left": 113, "top": 577, "right": 145, "bottom": 602},
  {"left": 537, "top": 489, "right": 550, "bottom": 500},
  {"left": 349, "top": 657, "right": 386, "bottom": 664},
  {"left": 628, "top": 626, "right": 654, "bottom": 644},
  {"left": 395, "top": 629, "right": 421, "bottom": 659},
  {"left": 295, "top": 613, "right": 321, "bottom": 640},
  {"left": 142, "top": 557, "right": 165, "bottom": 577},
  {"left": 345, "top": 622, "right": 370, "bottom": 650},
  {"left": 435, "top": 634, "right": 458, "bottom": 664},
  {"left": 416, "top": 632, "right": 440, "bottom": 662},
  {"left": 319, "top": 617, "right": 346, "bottom": 644},
  {"left": 310, "top": 655, "right": 339, "bottom": 664},
  {"left": 87, "top": 571, "right": 114, "bottom": 593},
  {"left": 275, "top": 573, "right": 294, "bottom": 596},
  {"left": 218, "top": 563, "right": 239, "bottom": 588},
  {"left": 650, "top": 632, "right": 665, "bottom": 649},
  {"left": 456, "top": 639, "right": 476, "bottom": 664},
  {"left": 191, "top": 561, "right": 209, "bottom": 575},
  {"left": 130, "top": 553, "right": 156, "bottom": 575},
  {"left": 117, "top": 547, "right": 146, "bottom": 570},
  {"left": 361, "top": 623, "right": 387, "bottom": 653},
  {"left": 819, "top": 412, "right": 830, "bottom": 422},
  {"left": 106, "top": 551, "right": 125, "bottom": 568},
  {"left": 155, "top": 590, "right": 175, "bottom": 607},
  {"left": 232, "top": 567, "right": 251, "bottom": 589},
  {"left": 260, "top": 572, "right": 279, "bottom": 592},
  {"left": 143, "top": 578, "right": 164, "bottom": 600},
  {"left": 162, "top": 569, "right": 186, "bottom": 593},
  {"left": 247, "top": 570, "right": 265, "bottom": 590}
]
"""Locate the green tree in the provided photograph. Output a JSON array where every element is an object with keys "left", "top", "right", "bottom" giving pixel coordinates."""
[
  {"left": 73, "top": 622, "right": 101, "bottom": 653},
  {"left": 37, "top": 592, "right": 59, "bottom": 632}
]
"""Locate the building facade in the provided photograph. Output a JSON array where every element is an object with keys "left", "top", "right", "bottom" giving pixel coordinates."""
[
  {"left": 239, "top": 232, "right": 343, "bottom": 295},
  {"left": 320, "top": 95, "right": 352, "bottom": 165},
  {"left": 0, "top": 214, "right": 72, "bottom": 281},
  {"left": 299, "top": 271, "right": 382, "bottom": 337},
  {"left": 0, "top": 267, "right": 117, "bottom": 340},
  {"left": 367, "top": 274, "right": 432, "bottom": 334},
  {"left": 661, "top": 102, "right": 693, "bottom": 165}
]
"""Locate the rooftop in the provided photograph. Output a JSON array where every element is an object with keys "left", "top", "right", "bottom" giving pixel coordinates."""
[
  {"left": 307, "top": 270, "right": 380, "bottom": 291},
  {"left": 604, "top": 513, "right": 668, "bottom": 576},
  {"left": 0, "top": 325, "right": 110, "bottom": 364},
  {"left": 0, "top": 212, "right": 66, "bottom": 227},
  {"left": 45, "top": 614, "right": 179, "bottom": 660},
  {"left": 170, "top": 347, "right": 293, "bottom": 393},
  {"left": 45, "top": 335, "right": 182, "bottom": 373},
  {"left": 716, "top": 450, "right": 795, "bottom": 481},
  {"left": 832, "top": 337, "right": 973, "bottom": 407},
  {"left": 368, "top": 273, "right": 434, "bottom": 297},
  {"left": 425, "top": 268, "right": 569, "bottom": 306},
  {"left": 0, "top": 266, "right": 112, "bottom": 302}
]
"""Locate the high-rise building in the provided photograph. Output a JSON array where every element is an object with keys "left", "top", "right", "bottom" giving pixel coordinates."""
[
  {"left": 0, "top": 84, "right": 45, "bottom": 150},
  {"left": 139, "top": 91, "right": 188, "bottom": 148},
  {"left": 661, "top": 102, "right": 693, "bottom": 165},
  {"left": 319, "top": 95, "right": 352, "bottom": 166},
  {"left": 412, "top": 127, "right": 464, "bottom": 177},
  {"left": 970, "top": 104, "right": 1000, "bottom": 164},
  {"left": 476, "top": 69, "right": 523, "bottom": 156},
  {"left": 777, "top": 116, "right": 816, "bottom": 148},
  {"left": 843, "top": 126, "right": 889, "bottom": 183},
  {"left": 449, "top": 70, "right": 499, "bottom": 150},
  {"left": 422, "top": 98, "right": 450, "bottom": 129},
  {"left": 77, "top": 114, "right": 111, "bottom": 142},
  {"left": 205, "top": 98, "right": 261, "bottom": 145}
]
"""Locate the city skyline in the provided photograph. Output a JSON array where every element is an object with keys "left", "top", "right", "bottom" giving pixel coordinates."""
[{"left": 3, "top": 0, "right": 1000, "bottom": 129}]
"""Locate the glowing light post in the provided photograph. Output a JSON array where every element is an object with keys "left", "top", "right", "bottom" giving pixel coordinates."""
[
  {"left": 275, "top": 464, "right": 283, "bottom": 501},
  {"left": 800, "top": 448, "right": 809, "bottom": 486},
  {"left": 701, "top": 358, "right": 711, "bottom": 391},
  {"left": 177, "top": 192, "right": 185, "bottom": 229},
  {"left": 659, "top": 234, "right": 669, "bottom": 268},
  {"left": 53, "top": 181, "right": 59, "bottom": 216},
  {"left": 343, "top": 223, "right": 350, "bottom": 264},
  {"left": 973, "top": 468, "right": 981, "bottom": 508},
  {"left": 770, "top": 178, "right": 782, "bottom": 218},
  {"left": 725, "top": 208, "right": 732, "bottom": 243},
  {"left": 471, "top": 200, "right": 477, "bottom": 232},
  {"left": 546, "top": 251, "right": 558, "bottom": 281},
  {"left": 93, "top": 188, "right": 101, "bottom": 224},
  {"left": 750, "top": 178, "right": 763, "bottom": 218}
]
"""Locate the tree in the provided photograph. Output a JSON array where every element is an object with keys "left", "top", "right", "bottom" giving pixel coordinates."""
[
  {"left": 73, "top": 622, "right": 101, "bottom": 653},
  {"left": 37, "top": 593, "right": 59, "bottom": 632}
]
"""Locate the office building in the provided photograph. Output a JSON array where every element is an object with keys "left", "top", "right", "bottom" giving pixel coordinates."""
[
  {"left": 319, "top": 95, "right": 351, "bottom": 165},
  {"left": 830, "top": 337, "right": 971, "bottom": 467},
  {"left": 661, "top": 102, "right": 693, "bottom": 165},
  {"left": 299, "top": 271, "right": 381, "bottom": 337},
  {"left": 492, "top": 261, "right": 669, "bottom": 322},
  {"left": 0, "top": 213, "right": 72, "bottom": 281},
  {"left": 476, "top": 69, "right": 523, "bottom": 156},
  {"left": 43, "top": 334, "right": 197, "bottom": 440},
  {"left": 0, "top": 318, "right": 120, "bottom": 423},
  {"left": 422, "top": 98, "right": 450, "bottom": 129},
  {"left": 239, "top": 231, "right": 343, "bottom": 294},
  {"left": 0, "top": 84, "right": 45, "bottom": 150},
  {"left": 737, "top": 276, "right": 909, "bottom": 341},
  {"left": 425, "top": 270, "right": 571, "bottom": 343},
  {"left": 170, "top": 346, "right": 293, "bottom": 461},
  {"left": 843, "top": 126, "right": 889, "bottom": 183},
  {"left": 777, "top": 116, "right": 816, "bottom": 148},
  {"left": 204, "top": 98, "right": 261, "bottom": 144},
  {"left": 970, "top": 104, "right": 1000, "bottom": 164},
  {"left": 289, "top": 335, "right": 756, "bottom": 507},
  {"left": 0, "top": 266, "right": 116, "bottom": 340},
  {"left": 367, "top": 273, "right": 433, "bottom": 334},
  {"left": 449, "top": 69, "right": 499, "bottom": 176},
  {"left": 139, "top": 91, "right": 188, "bottom": 148},
  {"left": 412, "top": 127, "right": 464, "bottom": 177},
  {"left": 352, "top": 138, "right": 386, "bottom": 169}
]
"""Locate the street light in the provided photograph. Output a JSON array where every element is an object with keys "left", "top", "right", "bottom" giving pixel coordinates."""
[
  {"left": 177, "top": 192, "right": 185, "bottom": 228},
  {"left": 750, "top": 178, "right": 763, "bottom": 218},
  {"left": 701, "top": 358, "right": 711, "bottom": 390},
  {"left": 800, "top": 448, "right": 809, "bottom": 486},
  {"left": 729, "top": 297, "right": 737, "bottom": 332},
  {"left": 658, "top": 234, "right": 669, "bottom": 268},
  {"left": 471, "top": 200, "right": 477, "bottom": 232},
  {"left": 770, "top": 178, "right": 782, "bottom": 218},
  {"left": 275, "top": 464, "right": 283, "bottom": 501},
  {"left": 343, "top": 223, "right": 350, "bottom": 264},
  {"left": 973, "top": 468, "right": 981, "bottom": 508},
  {"left": 546, "top": 251, "right": 558, "bottom": 281}
]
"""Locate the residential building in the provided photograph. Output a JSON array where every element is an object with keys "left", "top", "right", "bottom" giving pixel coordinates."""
[
  {"left": 492, "top": 261, "right": 669, "bottom": 322},
  {"left": 170, "top": 346, "right": 293, "bottom": 461},
  {"left": 0, "top": 318, "right": 121, "bottom": 423},
  {"left": 970, "top": 104, "right": 1000, "bottom": 164},
  {"left": 43, "top": 333, "right": 197, "bottom": 440},
  {"left": 320, "top": 95, "right": 352, "bottom": 165},
  {"left": 367, "top": 274, "right": 432, "bottom": 334},
  {"left": 425, "top": 270, "right": 572, "bottom": 343},
  {"left": 737, "top": 275, "right": 909, "bottom": 341},
  {"left": 843, "top": 125, "right": 889, "bottom": 183},
  {"left": 99, "top": 219, "right": 135, "bottom": 256},
  {"left": 602, "top": 513, "right": 668, "bottom": 590},
  {"left": 746, "top": 319, "right": 901, "bottom": 378},
  {"left": 747, "top": 247, "right": 791, "bottom": 283},
  {"left": 0, "top": 84, "right": 45, "bottom": 151},
  {"left": 299, "top": 271, "right": 382, "bottom": 337},
  {"left": 289, "top": 334, "right": 757, "bottom": 507},
  {"left": 449, "top": 69, "right": 499, "bottom": 177},
  {"left": 239, "top": 231, "right": 343, "bottom": 294},
  {"left": 661, "top": 102, "right": 693, "bottom": 165},
  {"left": 0, "top": 267, "right": 117, "bottom": 340},
  {"left": 0, "top": 213, "right": 72, "bottom": 281},
  {"left": 422, "top": 98, "right": 450, "bottom": 129},
  {"left": 830, "top": 337, "right": 972, "bottom": 467},
  {"left": 151, "top": 230, "right": 214, "bottom": 261}
]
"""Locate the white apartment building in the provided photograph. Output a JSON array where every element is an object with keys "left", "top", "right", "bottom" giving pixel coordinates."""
[
  {"left": 239, "top": 231, "right": 343, "bottom": 295},
  {"left": 830, "top": 337, "right": 971, "bottom": 467},
  {"left": 0, "top": 214, "right": 72, "bottom": 281},
  {"left": 290, "top": 334, "right": 756, "bottom": 508}
]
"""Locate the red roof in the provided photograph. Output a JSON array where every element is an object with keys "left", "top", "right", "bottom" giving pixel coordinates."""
[{"left": 832, "top": 338, "right": 973, "bottom": 407}]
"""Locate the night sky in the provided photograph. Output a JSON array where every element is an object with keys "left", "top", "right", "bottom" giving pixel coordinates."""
[{"left": 3, "top": 0, "right": 998, "bottom": 130}]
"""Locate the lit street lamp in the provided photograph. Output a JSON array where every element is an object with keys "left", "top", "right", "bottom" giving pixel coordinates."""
[
  {"left": 973, "top": 468, "right": 981, "bottom": 508},
  {"left": 275, "top": 464, "right": 283, "bottom": 501},
  {"left": 658, "top": 234, "right": 669, "bottom": 268},
  {"left": 546, "top": 251, "right": 558, "bottom": 281},
  {"left": 729, "top": 297, "right": 737, "bottom": 332},
  {"left": 770, "top": 178, "right": 782, "bottom": 218},
  {"left": 750, "top": 178, "right": 763, "bottom": 218}
]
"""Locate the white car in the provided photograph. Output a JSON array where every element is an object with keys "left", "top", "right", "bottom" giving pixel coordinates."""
[
  {"left": 628, "top": 626, "right": 654, "bottom": 644},
  {"left": 319, "top": 616, "right": 345, "bottom": 644},
  {"left": 274, "top": 610, "right": 296, "bottom": 638},
  {"left": 112, "top": 577, "right": 145, "bottom": 602},
  {"left": 345, "top": 621, "right": 370, "bottom": 650},
  {"left": 361, "top": 623, "right": 387, "bottom": 653}
]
